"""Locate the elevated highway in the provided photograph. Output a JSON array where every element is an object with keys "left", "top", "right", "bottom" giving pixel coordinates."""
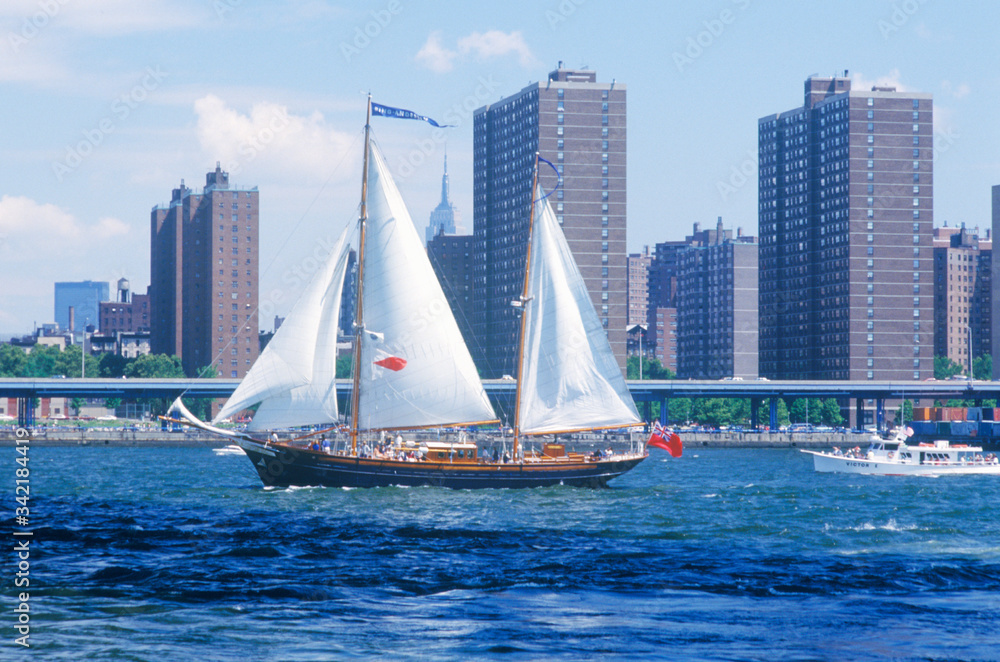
[{"left": 0, "top": 377, "right": 988, "bottom": 429}]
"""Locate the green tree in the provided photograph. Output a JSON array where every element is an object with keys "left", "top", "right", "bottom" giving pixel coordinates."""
[
  {"left": 25, "top": 345, "right": 61, "bottom": 377},
  {"left": 626, "top": 356, "right": 675, "bottom": 380},
  {"left": 104, "top": 397, "right": 122, "bottom": 411},
  {"left": 98, "top": 353, "right": 130, "bottom": 378},
  {"left": 70, "top": 397, "right": 84, "bottom": 416},
  {"left": 893, "top": 399, "right": 914, "bottom": 425},
  {"left": 54, "top": 344, "right": 99, "bottom": 378},
  {"left": 934, "top": 355, "right": 965, "bottom": 380},
  {"left": 336, "top": 353, "right": 353, "bottom": 378},
  {"left": 0, "top": 344, "right": 28, "bottom": 376},
  {"left": 974, "top": 354, "right": 992, "bottom": 380},
  {"left": 818, "top": 398, "right": 845, "bottom": 426},
  {"left": 756, "top": 398, "right": 790, "bottom": 429},
  {"left": 124, "top": 354, "right": 185, "bottom": 378}
]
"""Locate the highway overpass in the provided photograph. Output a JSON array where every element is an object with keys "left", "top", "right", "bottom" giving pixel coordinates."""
[{"left": 1, "top": 377, "right": 990, "bottom": 429}]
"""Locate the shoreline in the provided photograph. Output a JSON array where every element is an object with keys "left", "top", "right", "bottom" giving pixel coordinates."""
[{"left": 0, "top": 428, "right": 876, "bottom": 449}]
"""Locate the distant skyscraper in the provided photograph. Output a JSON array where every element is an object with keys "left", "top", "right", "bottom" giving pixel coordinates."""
[
  {"left": 935, "top": 225, "right": 992, "bottom": 370},
  {"left": 473, "top": 64, "right": 627, "bottom": 377},
  {"left": 54, "top": 280, "right": 109, "bottom": 333},
  {"left": 425, "top": 153, "right": 463, "bottom": 244},
  {"left": 758, "top": 73, "right": 934, "bottom": 381},
  {"left": 676, "top": 219, "right": 758, "bottom": 379},
  {"left": 150, "top": 163, "right": 260, "bottom": 383}
]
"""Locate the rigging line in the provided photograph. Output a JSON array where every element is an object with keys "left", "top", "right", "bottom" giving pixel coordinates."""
[{"left": 179, "top": 129, "right": 365, "bottom": 406}]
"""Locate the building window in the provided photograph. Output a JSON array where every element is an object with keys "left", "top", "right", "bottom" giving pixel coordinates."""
[{"left": 867, "top": 135, "right": 874, "bottom": 144}]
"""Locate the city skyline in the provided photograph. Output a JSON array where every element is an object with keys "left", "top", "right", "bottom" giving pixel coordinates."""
[{"left": 2, "top": 1, "right": 999, "bottom": 336}]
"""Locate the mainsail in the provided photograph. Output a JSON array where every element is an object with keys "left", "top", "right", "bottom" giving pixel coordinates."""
[
  {"left": 516, "top": 185, "right": 641, "bottom": 435},
  {"left": 355, "top": 141, "right": 496, "bottom": 430},
  {"left": 213, "top": 225, "right": 351, "bottom": 429}
]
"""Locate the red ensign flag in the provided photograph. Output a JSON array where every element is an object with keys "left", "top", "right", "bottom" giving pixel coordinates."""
[{"left": 647, "top": 421, "right": 682, "bottom": 458}]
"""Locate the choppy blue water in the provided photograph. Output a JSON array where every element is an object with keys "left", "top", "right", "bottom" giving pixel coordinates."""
[{"left": 9, "top": 444, "right": 1000, "bottom": 661}]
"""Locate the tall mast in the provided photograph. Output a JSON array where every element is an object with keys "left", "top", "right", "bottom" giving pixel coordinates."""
[
  {"left": 511, "top": 153, "right": 542, "bottom": 459},
  {"left": 350, "top": 94, "right": 373, "bottom": 455}
]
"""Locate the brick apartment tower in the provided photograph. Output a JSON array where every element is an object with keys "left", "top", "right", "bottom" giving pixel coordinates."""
[
  {"left": 676, "top": 219, "right": 759, "bottom": 379},
  {"left": 758, "top": 73, "right": 934, "bottom": 380},
  {"left": 473, "top": 64, "right": 628, "bottom": 377},
  {"left": 150, "top": 163, "right": 259, "bottom": 384},
  {"left": 933, "top": 225, "right": 992, "bottom": 371}
]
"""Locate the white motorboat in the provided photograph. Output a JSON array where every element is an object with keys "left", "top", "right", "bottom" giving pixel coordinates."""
[{"left": 801, "top": 427, "right": 1000, "bottom": 475}]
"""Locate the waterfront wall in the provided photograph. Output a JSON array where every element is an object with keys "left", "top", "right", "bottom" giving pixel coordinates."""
[{"left": 0, "top": 428, "right": 874, "bottom": 449}]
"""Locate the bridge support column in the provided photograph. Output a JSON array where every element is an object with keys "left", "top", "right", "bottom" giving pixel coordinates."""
[
  {"left": 856, "top": 397, "right": 865, "bottom": 430},
  {"left": 750, "top": 398, "right": 760, "bottom": 430},
  {"left": 16, "top": 397, "right": 34, "bottom": 429},
  {"left": 661, "top": 397, "right": 669, "bottom": 425},
  {"left": 876, "top": 399, "right": 886, "bottom": 432},
  {"left": 769, "top": 397, "right": 777, "bottom": 431}
]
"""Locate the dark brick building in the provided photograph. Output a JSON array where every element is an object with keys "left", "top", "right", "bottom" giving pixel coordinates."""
[
  {"left": 758, "top": 73, "right": 934, "bottom": 380},
  {"left": 150, "top": 163, "right": 259, "bottom": 382},
  {"left": 473, "top": 64, "right": 627, "bottom": 377}
]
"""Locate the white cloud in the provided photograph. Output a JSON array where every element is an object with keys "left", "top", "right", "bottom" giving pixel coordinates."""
[
  {"left": 0, "top": 0, "right": 201, "bottom": 36},
  {"left": 852, "top": 69, "right": 908, "bottom": 93},
  {"left": 416, "top": 29, "right": 538, "bottom": 72},
  {"left": 416, "top": 31, "right": 458, "bottom": 73},
  {"left": 941, "top": 80, "right": 971, "bottom": 100},
  {"left": 193, "top": 94, "right": 357, "bottom": 185},
  {"left": 0, "top": 196, "right": 126, "bottom": 242},
  {"left": 0, "top": 196, "right": 136, "bottom": 331},
  {"left": 457, "top": 30, "right": 537, "bottom": 67}
]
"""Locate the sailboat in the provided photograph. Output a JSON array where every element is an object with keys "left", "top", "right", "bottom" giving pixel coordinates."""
[{"left": 172, "top": 98, "right": 648, "bottom": 488}]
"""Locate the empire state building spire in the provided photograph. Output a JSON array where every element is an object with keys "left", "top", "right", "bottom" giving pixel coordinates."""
[{"left": 425, "top": 149, "right": 463, "bottom": 244}]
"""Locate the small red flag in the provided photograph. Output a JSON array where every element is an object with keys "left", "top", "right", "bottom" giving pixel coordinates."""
[
  {"left": 374, "top": 356, "right": 407, "bottom": 371},
  {"left": 647, "top": 422, "right": 682, "bottom": 458}
]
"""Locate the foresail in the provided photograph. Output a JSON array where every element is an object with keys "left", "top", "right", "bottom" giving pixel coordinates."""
[
  {"left": 517, "top": 186, "right": 641, "bottom": 435},
  {"left": 213, "top": 224, "right": 351, "bottom": 427},
  {"left": 356, "top": 141, "right": 496, "bottom": 430}
]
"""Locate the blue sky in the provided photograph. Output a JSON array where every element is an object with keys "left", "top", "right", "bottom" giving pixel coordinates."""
[{"left": 1, "top": 0, "right": 998, "bottom": 336}]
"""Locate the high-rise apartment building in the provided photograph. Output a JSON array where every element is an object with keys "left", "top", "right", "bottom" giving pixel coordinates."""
[
  {"left": 473, "top": 64, "right": 627, "bottom": 377},
  {"left": 150, "top": 163, "right": 259, "bottom": 381},
  {"left": 935, "top": 225, "right": 992, "bottom": 370},
  {"left": 646, "top": 241, "right": 685, "bottom": 373},
  {"left": 54, "top": 280, "right": 109, "bottom": 334},
  {"left": 758, "top": 73, "right": 934, "bottom": 380},
  {"left": 424, "top": 155, "right": 464, "bottom": 244},
  {"left": 676, "top": 219, "right": 758, "bottom": 379},
  {"left": 427, "top": 230, "right": 475, "bottom": 349},
  {"left": 627, "top": 247, "right": 652, "bottom": 327}
]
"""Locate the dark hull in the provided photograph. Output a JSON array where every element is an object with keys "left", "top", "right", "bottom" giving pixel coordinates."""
[{"left": 236, "top": 440, "right": 646, "bottom": 489}]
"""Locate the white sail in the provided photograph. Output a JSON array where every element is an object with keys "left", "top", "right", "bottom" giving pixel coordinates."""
[
  {"left": 213, "top": 224, "right": 352, "bottom": 428},
  {"left": 517, "top": 186, "right": 641, "bottom": 435},
  {"left": 355, "top": 141, "right": 496, "bottom": 430}
]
